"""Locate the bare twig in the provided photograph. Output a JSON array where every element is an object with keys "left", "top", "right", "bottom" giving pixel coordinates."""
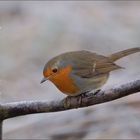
[
  {"left": 0, "top": 121, "right": 2, "bottom": 140},
  {"left": 0, "top": 80, "right": 139, "bottom": 121}
]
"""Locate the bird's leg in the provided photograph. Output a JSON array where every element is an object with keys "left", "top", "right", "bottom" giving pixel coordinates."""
[
  {"left": 64, "top": 95, "right": 83, "bottom": 108},
  {"left": 64, "top": 96, "right": 72, "bottom": 108},
  {"left": 77, "top": 91, "right": 89, "bottom": 106},
  {"left": 64, "top": 91, "right": 91, "bottom": 108}
]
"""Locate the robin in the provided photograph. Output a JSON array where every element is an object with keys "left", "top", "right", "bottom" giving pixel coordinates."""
[{"left": 41, "top": 48, "right": 140, "bottom": 96}]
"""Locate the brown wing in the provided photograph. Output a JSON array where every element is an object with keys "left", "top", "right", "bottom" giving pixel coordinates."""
[{"left": 69, "top": 50, "right": 122, "bottom": 78}]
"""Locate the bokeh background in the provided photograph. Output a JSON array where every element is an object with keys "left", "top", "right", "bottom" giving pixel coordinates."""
[{"left": 0, "top": 1, "right": 140, "bottom": 139}]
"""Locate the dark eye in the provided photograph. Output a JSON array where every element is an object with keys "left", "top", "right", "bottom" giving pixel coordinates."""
[{"left": 52, "top": 68, "right": 58, "bottom": 73}]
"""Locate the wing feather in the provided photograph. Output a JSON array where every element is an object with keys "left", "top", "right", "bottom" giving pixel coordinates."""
[{"left": 69, "top": 50, "right": 122, "bottom": 78}]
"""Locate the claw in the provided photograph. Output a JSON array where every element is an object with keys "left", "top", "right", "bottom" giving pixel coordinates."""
[{"left": 93, "top": 89, "right": 101, "bottom": 95}]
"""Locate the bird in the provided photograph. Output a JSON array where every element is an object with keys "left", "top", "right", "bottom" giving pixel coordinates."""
[{"left": 41, "top": 47, "right": 140, "bottom": 96}]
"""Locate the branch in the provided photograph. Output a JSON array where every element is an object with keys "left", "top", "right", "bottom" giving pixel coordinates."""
[{"left": 0, "top": 80, "right": 140, "bottom": 120}]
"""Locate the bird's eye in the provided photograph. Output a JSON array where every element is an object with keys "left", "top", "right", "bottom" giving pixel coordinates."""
[{"left": 52, "top": 68, "right": 58, "bottom": 73}]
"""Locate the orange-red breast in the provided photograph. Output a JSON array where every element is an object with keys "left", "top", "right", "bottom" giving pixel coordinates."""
[{"left": 41, "top": 48, "right": 140, "bottom": 96}]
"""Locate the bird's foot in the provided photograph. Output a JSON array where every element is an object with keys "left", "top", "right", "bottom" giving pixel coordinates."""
[
  {"left": 80, "top": 91, "right": 89, "bottom": 97},
  {"left": 64, "top": 91, "right": 92, "bottom": 108},
  {"left": 93, "top": 89, "right": 101, "bottom": 95},
  {"left": 76, "top": 91, "right": 90, "bottom": 106}
]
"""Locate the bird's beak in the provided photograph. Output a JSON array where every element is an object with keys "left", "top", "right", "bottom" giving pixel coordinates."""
[{"left": 40, "top": 77, "right": 48, "bottom": 84}]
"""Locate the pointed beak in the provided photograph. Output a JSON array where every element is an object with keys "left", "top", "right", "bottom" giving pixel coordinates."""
[{"left": 40, "top": 77, "right": 48, "bottom": 84}]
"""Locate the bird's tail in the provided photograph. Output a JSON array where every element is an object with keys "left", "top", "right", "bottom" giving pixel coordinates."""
[{"left": 109, "top": 47, "right": 140, "bottom": 62}]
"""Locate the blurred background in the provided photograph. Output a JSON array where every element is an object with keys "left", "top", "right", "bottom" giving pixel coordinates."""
[{"left": 0, "top": 1, "right": 140, "bottom": 139}]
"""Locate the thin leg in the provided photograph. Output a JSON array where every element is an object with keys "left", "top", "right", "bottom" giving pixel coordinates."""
[
  {"left": 64, "top": 96, "right": 72, "bottom": 108},
  {"left": 76, "top": 91, "right": 90, "bottom": 106}
]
